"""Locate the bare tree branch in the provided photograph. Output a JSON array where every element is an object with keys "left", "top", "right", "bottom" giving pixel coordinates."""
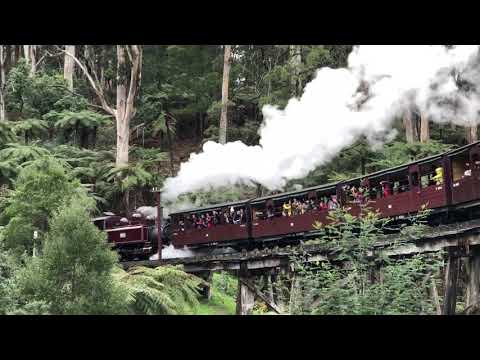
[{"left": 57, "top": 45, "right": 116, "bottom": 117}]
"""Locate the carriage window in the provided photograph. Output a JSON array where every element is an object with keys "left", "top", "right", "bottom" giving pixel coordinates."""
[
  {"left": 451, "top": 151, "right": 470, "bottom": 181},
  {"left": 410, "top": 172, "right": 419, "bottom": 187},
  {"left": 472, "top": 153, "right": 480, "bottom": 170},
  {"left": 420, "top": 161, "right": 443, "bottom": 188}
]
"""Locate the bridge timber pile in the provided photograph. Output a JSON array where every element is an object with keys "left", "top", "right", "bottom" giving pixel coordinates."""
[{"left": 122, "top": 218, "right": 480, "bottom": 315}]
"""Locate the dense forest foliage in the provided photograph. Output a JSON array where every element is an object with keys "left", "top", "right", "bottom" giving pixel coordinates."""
[{"left": 0, "top": 45, "right": 477, "bottom": 315}]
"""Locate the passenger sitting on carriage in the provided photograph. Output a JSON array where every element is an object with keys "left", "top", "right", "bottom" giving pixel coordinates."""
[
  {"left": 223, "top": 211, "right": 231, "bottom": 224},
  {"left": 206, "top": 213, "right": 214, "bottom": 228},
  {"left": 195, "top": 215, "right": 205, "bottom": 229},
  {"left": 319, "top": 198, "right": 328, "bottom": 210},
  {"left": 300, "top": 201, "right": 307, "bottom": 215},
  {"left": 178, "top": 219, "right": 185, "bottom": 232},
  {"left": 328, "top": 195, "right": 339, "bottom": 210},
  {"left": 282, "top": 200, "right": 292, "bottom": 217},
  {"left": 267, "top": 206, "right": 275, "bottom": 219},
  {"left": 464, "top": 163, "right": 472, "bottom": 177},
  {"left": 213, "top": 210, "right": 221, "bottom": 225},
  {"left": 432, "top": 167, "right": 444, "bottom": 185},
  {"left": 239, "top": 208, "right": 245, "bottom": 223},
  {"left": 358, "top": 186, "right": 367, "bottom": 203},
  {"left": 233, "top": 210, "right": 241, "bottom": 224},
  {"left": 291, "top": 199, "right": 297, "bottom": 215},
  {"left": 307, "top": 199, "right": 314, "bottom": 212},
  {"left": 351, "top": 186, "right": 360, "bottom": 203},
  {"left": 380, "top": 181, "right": 392, "bottom": 198}
]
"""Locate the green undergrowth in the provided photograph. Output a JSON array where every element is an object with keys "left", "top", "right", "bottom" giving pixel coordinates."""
[{"left": 194, "top": 272, "right": 237, "bottom": 315}]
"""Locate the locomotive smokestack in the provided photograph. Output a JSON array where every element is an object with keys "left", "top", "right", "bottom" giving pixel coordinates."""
[{"left": 152, "top": 187, "right": 163, "bottom": 260}]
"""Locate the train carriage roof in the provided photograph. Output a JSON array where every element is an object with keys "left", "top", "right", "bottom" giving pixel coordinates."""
[{"left": 168, "top": 141, "right": 480, "bottom": 216}]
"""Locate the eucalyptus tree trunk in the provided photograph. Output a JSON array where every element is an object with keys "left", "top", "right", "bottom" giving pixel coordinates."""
[
  {"left": 0, "top": 45, "right": 6, "bottom": 121},
  {"left": 65, "top": 45, "right": 143, "bottom": 167},
  {"left": 466, "top": 123, "right": 478, "bottom": 144},
  {"left": 115, "top": 45, "right": 143, "bottom": 166},
  {"left": 23, "top": 45, "right": 30, "bottom": 63},
  {"left": 420, "top": 112, "right": 430, "bottom": 143},
  {"left": 219, "top": 45, "right": 231, "bottom": 145},
  {"left": 290, "top": 45, "right": 302, "bottom": 97},
  {"left": 23, "top": 45, "right": 37, "bottom": 76},
  {"left": 63, "top": 45, "right": 75, "bottom": 91},
  {"left": 403, "top": 109, "right": 420, "bottom": 143}
]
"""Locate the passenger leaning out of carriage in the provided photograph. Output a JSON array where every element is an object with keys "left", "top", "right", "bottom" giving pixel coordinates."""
[{"left": 283, "top": 200, "right": 292, "bottom": 217}]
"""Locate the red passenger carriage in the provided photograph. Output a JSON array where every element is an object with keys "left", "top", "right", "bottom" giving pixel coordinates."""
[{"left": 168, "top": 141, "right": 480, "bottom": 250}]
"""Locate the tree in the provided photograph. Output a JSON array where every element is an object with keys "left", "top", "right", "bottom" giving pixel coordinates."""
[
  {"left": 219, "top": 45, "right": 231, "bottom": 144},
  {"left": 0, "top": 45, "right": 7, "bottom": 121},
  {"left": 13, "top": 199, "right": 126, "bottom": 315},
  {"left": 420, "top": 112, "right": 430, "bottom": 143},
  {"left": 465, "top": 122, "right": 478, "bottom": 144},
  {"left": 63, "top": 45, "right": 143, "bottom": 166},
  {"left": 289, "top": 208, "right": 443, "bottom": 315},
  {"left": 403, "top": 109, "right": 419, "bottom": 143},
  {"left": 23, "top": 45, "right": 38, "bottom": 76},
  {"left": 289, "top": 45, "right": 302, "bottom": 97},
  {"left": 1, "top": 156, "right": 82, "bottom": 253},
  {"left": 50, "top": 110, "right": 110, "bottom": 148},
  {"left": 63, "top": 45, "right": 75, "bottom": 91},
  {"left": 12, "top": 118, "right": 48, "bottom": 144}
]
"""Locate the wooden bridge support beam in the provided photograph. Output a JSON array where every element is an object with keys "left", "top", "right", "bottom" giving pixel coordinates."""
[
  {"left": 443, "top": 248, "right": 460, "bottom": 315},
  {"left": 236, "top": 263, "right": 255, "bottom": 315},
  {"left": 465, "top": 247, "right": 480, "bottom": 308},
  {"left": 197, "top": 271, "right": 213, "bottom": 300}
]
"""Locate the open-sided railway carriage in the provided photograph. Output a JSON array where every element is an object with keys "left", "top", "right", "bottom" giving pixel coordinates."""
[{"left": 168, "top": 141, "right": 480, "bottom": 250}]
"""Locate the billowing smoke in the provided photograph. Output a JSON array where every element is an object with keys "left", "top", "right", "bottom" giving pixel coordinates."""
[{"left": 163, "top": 45, "right": 480, "bottom": 201}]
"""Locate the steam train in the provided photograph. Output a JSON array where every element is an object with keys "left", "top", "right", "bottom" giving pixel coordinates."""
[{"left": 94, "top": 141, "right": 480, "bottom": 259}]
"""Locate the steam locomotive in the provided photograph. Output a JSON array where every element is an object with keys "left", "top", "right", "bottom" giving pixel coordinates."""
[
  {"left": 92, "top": 208, "right": 166, "bottom": 260},
  {"left": 95, "top": 141, "right": 480, "bottom": 259}
]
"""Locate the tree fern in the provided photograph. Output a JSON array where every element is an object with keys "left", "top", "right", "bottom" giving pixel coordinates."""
[
  {"left": 0, "top": 143, "right": 52, "bottom": 167},
  {"left": 0, "top": 121, "right": 15, "bottom": 146},
  {"left": 113, "top": 265, "right": 204, "bottom": 315},
  {"left": 12, "top": 118, "right": 49, "bottom": 143}
]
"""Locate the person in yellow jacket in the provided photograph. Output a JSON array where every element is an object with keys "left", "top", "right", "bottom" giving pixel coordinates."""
[
  {"left": 282, "top": 200, "right": 292, "bottom": 217},
  {"left": 432, "top": 167, "right": 443, "bottom": 185}
]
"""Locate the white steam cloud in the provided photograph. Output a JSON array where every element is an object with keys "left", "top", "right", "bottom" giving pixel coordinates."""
[{"left": 163, "top": 45, "right": 480, "bottom": 201}]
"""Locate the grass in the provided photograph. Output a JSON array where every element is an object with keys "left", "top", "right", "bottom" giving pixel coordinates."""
[{"left": 191, "top": 272, "right": 280, "bottom": 315}]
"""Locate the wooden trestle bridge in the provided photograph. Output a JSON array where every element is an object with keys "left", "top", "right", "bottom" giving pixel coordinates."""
[{"left": 122, "top": 219, "right": 480, "bottom": 315}]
